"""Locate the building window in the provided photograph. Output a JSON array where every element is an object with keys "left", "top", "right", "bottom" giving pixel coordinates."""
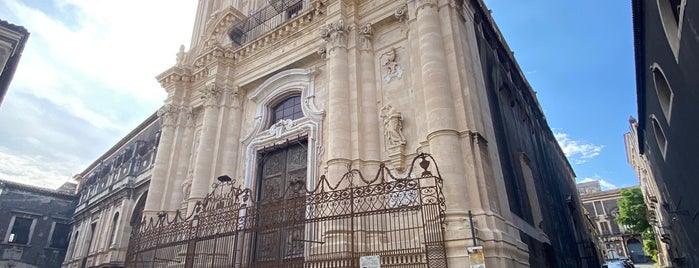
[
  {"left": 651, "top": 63, "right": 673, "bottom": 122},
  {"left": 109, "top": 213, "right": 120, "bottom": 246},
  {"left": 49, "top": 223, "right": 71, "bottom": 248},
  {"left": 650, "top": 115, "right": 668, "bottom": 158},
  {"left": 7, "top": 217, "right": 34, "bottom": 244},
  {"left": 286, "top": 2, "right": 303, "bottom": 19},
  {"left": 594, "top": 201, "right": 604, "bottom": 216},
  {"left": 271, "top": 95, "right": 303, "bottom": 125},
  {"left": 657, "top": 0, "right": 686, "bottom": 59}
]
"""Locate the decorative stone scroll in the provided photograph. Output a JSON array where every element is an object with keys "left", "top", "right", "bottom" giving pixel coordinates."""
[{"left": 394, "top": 4, "right": 408, "bottom": 22}]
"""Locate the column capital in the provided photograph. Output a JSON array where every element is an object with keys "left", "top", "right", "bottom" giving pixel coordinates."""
[
  {"left": 200, "top": 83, "right": 223, "bottom": 107},
  {"left": 414, "top": 0, "right": 438, "bottom": 15},
  {"left": 319, "top": 19, "right": 350, "bottom": 54},
  {"left": 178, "top": 106, "right": 195, "bottom": 128},
  {"left": 225, "top": 85, "right": 243, "bottom": 110},
  {"left": 358, "top": 23, "right": 373, "bottom": 51},
  {"left": 157, "top": 104, "right": 180, "bottom": 127}
]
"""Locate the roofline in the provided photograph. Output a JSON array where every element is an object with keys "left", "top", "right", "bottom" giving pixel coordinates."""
[
  {"left": 631, "top": 0, "right": 646, "bottom": 154},
  {"left": 0, "top": 179, "right": 76, "bottom": 199},
  {"left": 77, "top": 111, "right": 160, "bottom": 178}
]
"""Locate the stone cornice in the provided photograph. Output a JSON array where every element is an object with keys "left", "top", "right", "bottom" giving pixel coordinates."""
[{"left": 156, "top": 66, "right": 192, "bottom": 90}]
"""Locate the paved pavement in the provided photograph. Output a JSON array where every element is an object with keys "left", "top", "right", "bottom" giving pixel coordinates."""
[{"left": 635, "top": 263, "right": 655, "bottom": 268}]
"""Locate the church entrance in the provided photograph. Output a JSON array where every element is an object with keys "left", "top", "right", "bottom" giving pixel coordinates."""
[{"left": 125, "top": 153, "right": 448, "bottom": 268}]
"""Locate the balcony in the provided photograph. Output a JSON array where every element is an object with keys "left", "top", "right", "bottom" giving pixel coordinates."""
[{"left": 228, "top": 0, "right": 306, "bottom": 45}]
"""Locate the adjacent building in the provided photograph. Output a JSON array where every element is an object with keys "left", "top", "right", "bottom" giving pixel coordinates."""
[
  {"left": 0, "top": 179, "right": 76, "bottom": 268},
  {"left": 577, "top": 181, "right": 648, "bottom": 263},
  {"left": 67, "top": 0, "right": 600, "bottom": 267},
  {"left": 630, "top": 0, "right": 698, "bottom": 266},
  {"left": 62, "top": 114, "right": 160, "bottom": 268},
  {"left": 0, "top": 19, "right": 29, "bottom": 107}
]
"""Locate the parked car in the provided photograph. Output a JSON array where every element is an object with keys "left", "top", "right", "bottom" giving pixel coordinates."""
[
  {"left": 621, "top": 258, "right": 635, "bottom": 268},
  {"left": 601, "top": 260, "right": 627, "bottom": 268}
]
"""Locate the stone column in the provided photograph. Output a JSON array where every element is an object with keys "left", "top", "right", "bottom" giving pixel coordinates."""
[
  {"left": 414, "top": 0, "right": 471, "bottom": 265},
  {"left": 219, "top": 86, "right": 244, "bottom": 181},
  {"left": 321, "top": 19, "right": 352, "bottom": 185},
  {"left": 143, "top": 103, "right": 179, "bottom": 216},
  {"left": 167, "top": 106, "right": 195, "bottom": 212},
  {"left": 358, "top": 23, "right": 381, "bottom": 169},
  {"left": 188, "top": 83, "right": 222, "bottom": 212}
]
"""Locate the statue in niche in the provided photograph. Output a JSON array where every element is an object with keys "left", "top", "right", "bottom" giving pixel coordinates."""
[
  {"left": 381, "top": 105, "right": 407, "bottom": 146},
  {"left": 380, "top": 48, "right": 403, "bottom": 82}
]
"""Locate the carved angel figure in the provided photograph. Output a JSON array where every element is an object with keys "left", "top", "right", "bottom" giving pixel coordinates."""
[
  {"left": 380, "top": 48, "right": 403, "bottom": 82},
  {"left": 381, "top": 105, "right": 407, "bottom": 146}
]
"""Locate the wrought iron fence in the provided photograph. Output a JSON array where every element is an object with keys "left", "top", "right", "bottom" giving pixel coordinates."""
[
  {"left": 126, "top": 153, "right": 448, "bottom": 268},
  {"left": 228, "top": 0, "right": 306, "bottom": 45}
]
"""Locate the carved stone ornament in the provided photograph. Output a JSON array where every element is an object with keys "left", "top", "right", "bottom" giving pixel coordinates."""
[
  {"left": 182, "top": 174, "right": 193, "bottom": 200},
  {"left": 316, "top": 44, "right": 327, "bottom": 59},
  {"left": 380, "top": 48, "right": 403, "bottom": 82},
  {"left": 394, "top": 4, "right": 408, "bottom": 22},
  {"left": 200, "top": 83, "right": 222, "bottom": 107},
  {"left": 359, "top": 23, "right": 373, "bottom": 51},
  {"left": 157, "top": 104, "right": 179, "bottom": 126},
  {"left": 227, "top": 85, "right": 243, "bottom": 109},
  {"left": 176, "top": 44, "right": 186, "bottom": 66},
  {"left": 415, "top": 0, "right": 438, "bottom": 12},
  {"left": 269, "top": 119, "right": 294, "bottom": 138},
  {"left": 380, "top": 105, "right": 407, "bottom": 146},
  {"left": 319, "top": 19, "right": 349, "bottom": 52},
  {"left": 178, "top": 106, "right": 195, "bottom": 127}
]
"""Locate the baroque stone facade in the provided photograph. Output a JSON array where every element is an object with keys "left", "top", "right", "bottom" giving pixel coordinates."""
[
  {"left": 62, "top": 114, "right": 160, "bottom": 268},
  {"left": 72, "top": 0, "right": 598, "bottom": 267}
]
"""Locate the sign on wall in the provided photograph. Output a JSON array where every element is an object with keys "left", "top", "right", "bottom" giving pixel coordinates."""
[
  {"left": 360, "top": 255, "right": 381, "bottom": 268},
  {"left": 468, "top": 246, "right": 486, "bottom": 268}
]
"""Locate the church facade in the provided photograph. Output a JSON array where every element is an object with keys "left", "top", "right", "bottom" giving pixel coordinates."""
[{"left": 67, "top": 0, "right": 598, "bottom": 267}]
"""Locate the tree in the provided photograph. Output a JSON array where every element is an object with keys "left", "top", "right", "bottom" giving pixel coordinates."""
[{"left": 615, "top": 187, "right": 657, "bottom": 259}]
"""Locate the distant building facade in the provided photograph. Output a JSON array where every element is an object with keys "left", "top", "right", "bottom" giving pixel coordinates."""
[
  {"left": 62, "top": 114, "right": 160, "bottom": 268},
  {"left": 70, "top": 0, "right": 600, "bottom": 267},
  {"left": 631, "top": 0, "right": 699, "bottom": 266},
  {"left": 0, "top": 179, "right": 76, "bottom": 268},
  {"left": 0, "top": 19, "right": 29, "bottom": 107},
  {"left": 577, "top": 181, "right": 647, "bottom": 263}
]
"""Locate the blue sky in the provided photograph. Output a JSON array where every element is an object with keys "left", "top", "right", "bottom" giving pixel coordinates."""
[
  {"left": 485, "top": 0, "right": 639, "bottom": 189},
  {"left": 0, "top": 0, "right": 638, "bottom": 190}
]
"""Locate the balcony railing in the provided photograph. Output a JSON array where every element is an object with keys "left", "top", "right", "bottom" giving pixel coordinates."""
[{"left": 228, "top": 0, "right": 306, "bottom": 45}]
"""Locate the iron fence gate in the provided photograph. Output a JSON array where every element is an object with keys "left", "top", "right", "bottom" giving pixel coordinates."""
[{"left": 126, "top": 153, "right": 447, "bottom": 268}]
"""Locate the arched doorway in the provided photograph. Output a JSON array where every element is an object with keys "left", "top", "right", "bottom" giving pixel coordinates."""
[{"left": 627, "top": 237, "right": 645, "bottom": 263}]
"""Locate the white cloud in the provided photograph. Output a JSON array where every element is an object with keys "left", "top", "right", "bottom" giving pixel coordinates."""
[
  {"left": 0, "top": 0, "right": 197, "bottom": 188},
  {"left": 554, "top": 132, "right": 604, "bottom": 164},
  {"left": 577, "top": 176, "right": 618, "bottom": 190}
]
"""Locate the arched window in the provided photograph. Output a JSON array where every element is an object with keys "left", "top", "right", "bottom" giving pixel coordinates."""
[
  {"left": 651, "top": 63, "right": 673, "bottom": 121},
  {"left": 657, "top": 0, "right": 686, "bottom": 59},
  {"left": 109, "top": 212, "right": 120, "bottom": 246},
  {"left": 270, "top": 95, "right": 303, "bottom": 125},
  {"left": 650, "top": 115, "right": 667, "bottom": 158}
]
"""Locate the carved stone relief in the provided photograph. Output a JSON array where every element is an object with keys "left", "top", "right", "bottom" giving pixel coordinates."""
[
  {"left": 381, "top": 105, "right": 407, "bottom": 171},
  {"left": 380, "top": 48, "right": 403, "bottom": 83},
  {"left": 157, "top": 104, "right": 179, "bottom": 127}
]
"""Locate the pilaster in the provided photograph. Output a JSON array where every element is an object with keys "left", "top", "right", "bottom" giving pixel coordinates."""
[
  {"left": 357, "top": 23, "right": 381, "bottom": 171},
  {"left": 320, "top": 18, "right": 352, "bottom": 185}
]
